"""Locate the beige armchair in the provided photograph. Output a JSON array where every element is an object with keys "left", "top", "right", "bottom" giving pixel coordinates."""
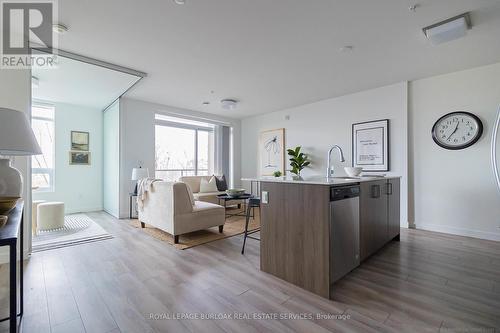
[{"left": 138, "top": 181, "right": 225, "bottom": 244}]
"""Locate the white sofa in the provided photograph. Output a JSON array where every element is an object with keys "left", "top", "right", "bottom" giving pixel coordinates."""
[
  {"left": 179, "top": 175, "right": 239, "bottom": 207},
  {"left": 138, "top": 181, "right": 225, "bottom": 244},
  {"left": 179, "top": 176, "right": 223, "bottom": 204}
]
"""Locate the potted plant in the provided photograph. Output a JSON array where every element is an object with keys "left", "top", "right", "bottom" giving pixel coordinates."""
[{"left": 287, "top": 146, "right": 310, "bottom": 180}]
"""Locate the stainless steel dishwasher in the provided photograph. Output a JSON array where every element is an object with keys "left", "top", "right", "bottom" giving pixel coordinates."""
[{"left": 330, "top": 185, "right": 360, "bottom": 284}]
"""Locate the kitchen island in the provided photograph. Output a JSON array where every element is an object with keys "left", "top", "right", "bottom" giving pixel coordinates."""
[{"left": 243, "top": 176, "right": 401, "bottom": 299}]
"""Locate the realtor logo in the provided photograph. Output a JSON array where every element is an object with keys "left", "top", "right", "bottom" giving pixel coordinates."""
[{"left": 1, "top": 0, "right": 57, "bottom": 68}]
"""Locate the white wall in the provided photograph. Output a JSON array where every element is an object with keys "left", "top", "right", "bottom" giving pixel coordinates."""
[
  {"left": 103, "top": 100, "right": 121, "bottom": 217},
  {"left": 33, "top": 101, "right": 103, "bottom": 214},
  {"left": 409, "top": 63, "right": 500, "bottom": 241},
  {"left": 118, "top": 98, "right": 155, "bottom": 218},
  {"left": 0, "top": 68, "right": 32, "bottom": 263},
  {"left": 241, "top": 83, "right": 409, "bottom": 226},
  {"left": 118, "top": 98, "right": 242, "bottom": 218}
]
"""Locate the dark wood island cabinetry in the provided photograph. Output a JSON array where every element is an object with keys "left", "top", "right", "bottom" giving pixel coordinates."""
[{"left": 259, "top": 177, "right": 401, "bottom": 299}]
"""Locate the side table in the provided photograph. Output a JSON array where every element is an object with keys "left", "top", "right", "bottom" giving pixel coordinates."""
[
  {"left": 0, "top": 200, "right": 24, "bottom": 333},
  {"left": 129, "top": 193, "right": 138, "bottom": 219}
]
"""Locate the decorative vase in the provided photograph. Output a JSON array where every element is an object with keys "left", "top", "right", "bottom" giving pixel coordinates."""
[
  {"left": 291, "top": 174, "right": 303, "bottom": 181},
  {"left": 0, "top": 215, "right": 7, "bottom": 228},
  {"left": 0, "top": 158, "right": 23, "bottom": 197}
]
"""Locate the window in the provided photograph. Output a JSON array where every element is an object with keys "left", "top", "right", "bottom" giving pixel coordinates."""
[
  {"left": 32, "top": 105, "right": 55, "bottom": 192},
  {"left": 155, "top": 114, "right": 214, "bottom": 181}
]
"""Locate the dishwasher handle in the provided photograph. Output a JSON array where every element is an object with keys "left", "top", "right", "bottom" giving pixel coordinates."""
[{"left": 330, "top": 186, "right": 360, "bottom": 201}]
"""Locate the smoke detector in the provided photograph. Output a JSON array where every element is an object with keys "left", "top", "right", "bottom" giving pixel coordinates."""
[
  {"left": 339, "top": 45, "right": 354, "bottom": 52},
  {"left": 220, "top": 99, "right": 238, "bottom": 110}
]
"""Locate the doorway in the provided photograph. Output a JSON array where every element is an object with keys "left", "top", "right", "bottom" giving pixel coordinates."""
[{"left": 30, "top": 50, "right": 144, "bottom": 251}]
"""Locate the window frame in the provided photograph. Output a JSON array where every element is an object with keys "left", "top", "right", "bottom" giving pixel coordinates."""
[
  {"left": 154, "top": 116, "right": 214, "bottom": 179},
  {"left": 32, "top": 103, "right": 56, "bottom": 193}
]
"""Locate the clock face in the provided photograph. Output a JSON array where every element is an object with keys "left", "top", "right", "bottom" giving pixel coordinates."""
[{"left": 432, "top": 112, "right": 483, "bottom": 150}]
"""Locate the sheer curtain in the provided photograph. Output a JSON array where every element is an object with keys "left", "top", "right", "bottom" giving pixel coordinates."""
[{"left": 214, "top": 125, "right": 231, "bottom": 186}]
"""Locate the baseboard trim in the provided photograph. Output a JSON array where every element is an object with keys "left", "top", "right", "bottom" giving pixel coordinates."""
[
  {"left": 415, "top": 223, "right": 500, "bottom": 242},
  {"left": 66, "top": 207, "right": 104, "bottom": 215},
  {"left": 0, "top": 250, "right": 30, "bottom": 264}
]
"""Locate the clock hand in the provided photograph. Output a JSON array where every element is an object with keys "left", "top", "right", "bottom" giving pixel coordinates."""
[{"left": 448, "top": 122, "right": 459, "bottom": 139}]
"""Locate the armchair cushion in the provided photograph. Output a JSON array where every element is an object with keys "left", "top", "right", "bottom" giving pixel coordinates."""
[{"left": 175, "top": 201, "right": 225, "bottom": 235}]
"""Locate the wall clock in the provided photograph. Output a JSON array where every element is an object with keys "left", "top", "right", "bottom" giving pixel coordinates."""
[{"left": 431, "top": 111, "right": 483, "bottom": 150}]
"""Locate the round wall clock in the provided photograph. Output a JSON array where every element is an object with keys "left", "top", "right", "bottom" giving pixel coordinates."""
[{"left": 431, "top": 111, "right": 483, "bottom": 150}]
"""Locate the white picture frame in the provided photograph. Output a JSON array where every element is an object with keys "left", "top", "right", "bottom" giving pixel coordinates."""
[
  {"left": 352, "top": 119, "right": 389, "bottom": 172},
  {"left": 259, "top": 128, "right": 285, "bottom": 176}
]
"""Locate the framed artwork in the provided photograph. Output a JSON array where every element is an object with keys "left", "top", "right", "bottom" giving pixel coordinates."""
[
  {"left": 259, "top": 128, "right": 285, "bottom": 176},
  {"left": 71, "top": 131, "right": 89, "bottom": 151},
  {"left": 69, "top": 151, "right": 91, "bottom": 165},
  {"left": 352, "top": 119, "right": 389, "bottom": 172}
]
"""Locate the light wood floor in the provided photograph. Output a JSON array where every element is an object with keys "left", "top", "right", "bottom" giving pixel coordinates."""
[{"left": 1, "top": 211, "right": 499, "bottom": 333}]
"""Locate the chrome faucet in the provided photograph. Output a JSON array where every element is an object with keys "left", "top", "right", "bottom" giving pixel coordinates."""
[{"left": 326, "top": 145, "right": 345, "bottom": 178}]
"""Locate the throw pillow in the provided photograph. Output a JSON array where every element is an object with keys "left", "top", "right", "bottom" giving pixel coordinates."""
[
  {"left": 199, "top": 176, "right": 218, "bottom": 193},
  {"left": 215, "top": 175, "right": 228, "bottom": 191}
]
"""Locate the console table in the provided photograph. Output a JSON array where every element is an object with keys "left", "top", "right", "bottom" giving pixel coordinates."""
[{"left": 0, "top": 200, "right": 24, "bottom": 333}]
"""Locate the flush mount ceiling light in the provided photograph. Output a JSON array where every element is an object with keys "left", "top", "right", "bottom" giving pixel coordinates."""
[
  {"left": 220, "top": 99, "right": 238, "bottom": 110},
  {"left": 339, "top": 45, "right": 354, "bottom": 52},
  {"left": 423, "top": 12, "right": 471, "bottom": 45},
  {"left": 174, "top": 0, "right": 186, "bottom": 4},
  {"left": 53, "top": 23, "right": 69, "bottom": 34}
]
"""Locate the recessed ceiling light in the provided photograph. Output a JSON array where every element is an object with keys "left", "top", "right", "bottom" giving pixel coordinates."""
[
  {"left": 174, "top": 0, "right": 186, "bottom": 4},
  {"left": 202, "top": 101, "right": 210, "bottom": 106},
  {"left": 53, "top": 23, "right": 69, "bottom": 34},
  {"left": 221, "top": 99, "right": 238, "bottom": 110},
  {"left": 339, "top": 45, "right": 354, "bottom": 52}
]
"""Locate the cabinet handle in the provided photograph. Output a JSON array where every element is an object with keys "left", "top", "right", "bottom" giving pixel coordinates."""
[
  {"left": 386, "top": 182, "right": 393, "bottom": 195},
  {"left": 371, "top": 185, "right": 380, "bottom": 198}
]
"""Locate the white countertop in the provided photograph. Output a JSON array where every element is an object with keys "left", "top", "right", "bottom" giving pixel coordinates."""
[{"left": 241, "top": 175, "right": 401, "bottom": 186}]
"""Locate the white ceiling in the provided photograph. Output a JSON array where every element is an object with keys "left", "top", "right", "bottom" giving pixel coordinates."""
[
  {"left": 32, "top": 55, "right": 141, "bottom": 109},
  {"left": 55, "top": 0, "right": 500, "bottom": 118}
]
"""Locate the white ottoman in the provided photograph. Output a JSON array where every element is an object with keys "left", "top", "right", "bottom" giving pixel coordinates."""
[
  {"left": 37, "top": 202, "right": 65, "bottom": 231},
  {"left": 32, "top": 200, "right": 46, "bottom": 234}
]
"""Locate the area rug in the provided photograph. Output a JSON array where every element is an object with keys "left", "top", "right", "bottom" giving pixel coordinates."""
[
  {"left": 130, "top": 209, "right": 260, "bottom": 250},
  {"left": 32, "top": 214, "right": 113, "bottom": 252}
]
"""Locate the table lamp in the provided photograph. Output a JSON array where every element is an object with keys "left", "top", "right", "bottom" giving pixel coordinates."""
[
  {"left": 0, "top": 108, "right": 42, "bottom": 213},
  {"left": 131, "top": 167, "right": 149, "bottom": 194}
]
